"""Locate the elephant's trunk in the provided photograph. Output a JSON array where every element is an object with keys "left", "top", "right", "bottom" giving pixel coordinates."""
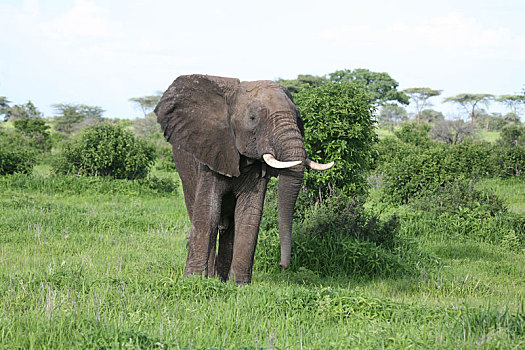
[
  {"left": 274, "top": 129, "right": 306, "bottom": 269},
  {"left": 278, "top": 170, "right": 304, "bottom": 269}
]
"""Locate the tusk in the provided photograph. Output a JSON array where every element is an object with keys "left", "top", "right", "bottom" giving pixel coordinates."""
[
  {"left": 262, "top": 154, "right": 302, "bottom": 169},
  {"left": 306, "top": 159, "right": 334, "bottom": 170}
]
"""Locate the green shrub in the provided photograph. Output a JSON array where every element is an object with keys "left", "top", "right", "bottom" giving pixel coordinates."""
[
  {"left": 492, "top": 145, "right": 525, "bottom": 178},
  {"left": 376, "top": 138, "right": 525, "bottom": 204},
  {"left": 381, "top": 144, "right": 460, "bottom": 204},
  {"left": 255, "top": 192, "right": 429, "bottom": 278},
  {"left": 53, "top": 124, "right": 156, "bottom": 180},
  {"left": 446, "top": 141, "right": 497, "bottom": 178},
  {"left": 13, "top": 118, "right": 51, "bottom": 152},
  {"left": 410, "top": 180, "right": 507, "bottom": 218},
  {"left": 393, "top": 122, "right": 432, "bottom": 147},
  {"left": 498, "top": 124, "right": 525, "bottom": 147},
  {"left": 293, "top": 82, "right": 376, "bottom": 200},
  {"left": 0, "top": 147, "right": 35, "bottom": 175},
  {"left": 402, "top": 208, "right": 525, "bottom": 251}
]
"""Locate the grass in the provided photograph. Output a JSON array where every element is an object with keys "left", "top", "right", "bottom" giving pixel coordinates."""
[
  {"left": 1, "top": 173, "right": 525, "bottom": 348},
  {"left": 478, "top": 131, "right": 500, "bottom": 143},
  {"left": 375, "top": 127, "right": 501, "bottom": 143},
  {"left": 478, "top": 177, "right": 525, "bottom": 214}
]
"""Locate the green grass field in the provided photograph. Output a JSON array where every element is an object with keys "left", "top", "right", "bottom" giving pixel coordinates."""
[{"left": 1, "top": 173, "right": 524, "bottom": 349}]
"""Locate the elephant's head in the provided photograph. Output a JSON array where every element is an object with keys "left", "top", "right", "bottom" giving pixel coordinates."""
[{"left": 155, "top": 74, "right": 332, "bottom": 269}]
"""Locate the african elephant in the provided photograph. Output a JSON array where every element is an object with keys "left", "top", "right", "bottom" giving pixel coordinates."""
[{"left": 155, "top": 74, "right": 333, "bottom": 284}]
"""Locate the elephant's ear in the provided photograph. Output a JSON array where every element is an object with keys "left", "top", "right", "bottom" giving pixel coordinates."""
[
  {"left": 281, "top": 85, "right": 305, "bottom": 137},
  {"left": 155, "top": 74, "right": 241, "bottom": 177}
]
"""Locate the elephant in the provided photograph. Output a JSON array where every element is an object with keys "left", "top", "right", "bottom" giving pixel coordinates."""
[{"left": 155, "top": 74, "right": 333, "bottom": 284}]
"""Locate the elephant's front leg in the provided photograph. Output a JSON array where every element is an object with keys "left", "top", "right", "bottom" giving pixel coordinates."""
[
  {"left": 228, "top": 179, "right": 268, "bottom": 284},
  {"left": 184, "top": 173, "right": 224, "bottom": 278}
]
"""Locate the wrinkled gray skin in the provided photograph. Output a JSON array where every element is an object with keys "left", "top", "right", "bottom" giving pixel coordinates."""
[{"left": 155, "top": 74, "right": 311, "bottom": 284}]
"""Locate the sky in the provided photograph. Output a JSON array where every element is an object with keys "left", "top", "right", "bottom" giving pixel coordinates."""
[{"left": 0, "top": 0, "right": 524, "bottom": 119}]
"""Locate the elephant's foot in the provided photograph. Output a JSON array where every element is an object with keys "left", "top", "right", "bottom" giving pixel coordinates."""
[
  {"left": 183, "top": 264, "right": 207, "bottom": 278},
  {"left": 227, "top": 271, "right": 252, "bottom": 285}
]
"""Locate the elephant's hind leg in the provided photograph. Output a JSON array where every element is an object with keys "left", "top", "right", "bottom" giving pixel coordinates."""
[
  {"left": 216, "top": 221, "right": 234, "bottom": 281},
  {"left": 215, "top": 192, "right": 236, "bottom": 281}
]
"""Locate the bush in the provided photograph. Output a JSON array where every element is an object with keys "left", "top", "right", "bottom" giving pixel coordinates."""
[
  {"left": 53, "top": 124, "right": 156, "bottom": 180},
  {"left": 410, "top": 180, "right": 507, "bottom": 218},
  {"left": 394, "top": 122, "right": 432, "bottom": 147},
  {"left": 375, "top": 138, "right": 524, "bottom": 204},
  {"left": 498, "top": 124, "right": 525, "bottom": 148},
  {"left": 0, "top": 147, "right": 35, "bottom": 175},
  {"left": 293, "top": 82, "right": 376, "bottom": 201},
  {"left": 381, "top": 144, "right": 460, "bottom": 204},
  {"left": 255, "top": 192, "right": 427, "bottom": 278},
  {"left": 13, "top": 118, "right": 52, "bottom": 152},
  {"left": 492, "top": 145, "right": 525, "bottom": 178}
]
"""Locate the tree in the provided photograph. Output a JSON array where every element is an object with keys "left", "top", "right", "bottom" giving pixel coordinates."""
[
  {"left": 420, "top": 109, "right": 445, "bottom": 123},
  {"left": 129, "top": 95, "right": 161, "bottom": 117},
  {"left": 276, "top": 75, "right": 327, "bottom": 94},
  {"left": 293, "top": 82, "right": 376, "bottom": 201},
  {"left": 5, "top": 101, "right": 42, "bottom": 121},
  {"left": 0, "top": 96, "right": 10, "bottom": 122},
  {"left": 53, "top": 103, "right": 104, "bottom": 134},
  {"left": 443, "top": 93, "right": 494, "bottom": 127},
  {"left": 431, "top": 120, "right": 475, "bottom": 145},
  {"left": 378, "top": 104, "right": 407, "bottom": 129},
  {"left": 497, "top": 94, "right": 525, "bottom": 119},
  {"left": 403, "top": 88, "right": 442, "bottom": 125},
  {"left": 328, "top": 68, "right": 409, "bottom": 106}
]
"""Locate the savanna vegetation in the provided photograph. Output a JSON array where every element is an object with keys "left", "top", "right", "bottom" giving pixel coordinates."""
[{"left": 1, "top": 70, "right": 525, "bottom": 348}]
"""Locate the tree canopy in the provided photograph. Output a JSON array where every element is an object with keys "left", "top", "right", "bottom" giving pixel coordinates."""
[
  {"left": 443, "top": 93, "right": 494, "bottom": 125},
  {"left": 329, "top": 69, "right": 409, "bottom": 106},
  {"left": 497, "top": 94, "right": 525, "bottom": 118},
  {"left": 378, "top": 104, "right": 407, "bottom": 129},
  {"left": 53, "top": 103, "right": 105, "bottom": 134},
  {"left": 129, "top": 95, "right": 161, "bottom": 117},
  {"left": 403, "top": 88, "right": 442, "bottom": 124},
  {"left": 277, "top": 68, "right": 408, "bottom": 106},
  {"left": 3, "top": 101, "right": 42, "bottom": 121}
]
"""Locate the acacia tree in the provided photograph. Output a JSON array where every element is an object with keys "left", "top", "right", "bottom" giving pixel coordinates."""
[
  {"left": 403, "top": 88, "right": 442, "bottom": 125},
  {"left": 129, "top": 95, "right": 161, "bottom": 117},
  {"left": 53, "top": 104, "right": 105, "bottom": 134},
  {"left": 4, "top": 101, "right": 42, "bottom": 121},
  {"left": 497, "top": 94, "right": 525, "bottom": 119},
  {"left": 443, "top": 93, "right": 494, "bottom": 127}
]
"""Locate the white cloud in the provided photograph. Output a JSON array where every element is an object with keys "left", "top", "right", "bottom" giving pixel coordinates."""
[
  {"left": 41, "top": 0, "right": 113, "bottom": 39},
  {"left": 321, "top": 11, "right": 525, "bottom": 59}
]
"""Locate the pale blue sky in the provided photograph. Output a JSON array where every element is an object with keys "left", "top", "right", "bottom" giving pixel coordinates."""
[{"left": 1, "top": 0, "right": 524, "bottom": 119}]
